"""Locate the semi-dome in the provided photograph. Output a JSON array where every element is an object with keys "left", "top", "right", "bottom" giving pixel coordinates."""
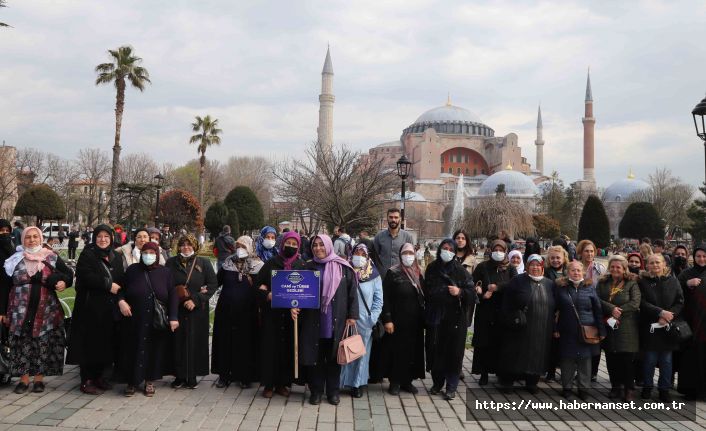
[
  {"left": 602, "top": 172, "right": 650, "bottom": 202},
  {"left": 477, "top": 169, "right": 540, "bottom": 198},
  {"left": 402, "top": 101, "right": 494, "bottom": 138}
]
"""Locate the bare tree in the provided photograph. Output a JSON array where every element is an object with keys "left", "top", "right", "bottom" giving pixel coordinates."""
[
  {"left": 75, "top": 148, "right": 111, "bottom": 225},
  {"left": 462, "top": 195, "right": 536, "bottom": 239},
  {"left": 0, "top": 146, "right": 18, "bottom": 218},
  {"left": 222, "top": 156, "right": 273, "bottom": 211},
  {"left": 631, "top": 167, "right": 694, "bottom": 230},
  {"left": 116, "top": 153, "right": 160, "bottom": 225},
  {"left": 274, "top": 141, "right": 397, "bottom": 230}
]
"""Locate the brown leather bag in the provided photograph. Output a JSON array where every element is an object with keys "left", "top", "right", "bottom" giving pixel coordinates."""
[
  {"left": 176, "top": 258, "right": 197, "bottom": 302},
  {"left": 567, "top": 289, "right": 601, "bottom": 345}
]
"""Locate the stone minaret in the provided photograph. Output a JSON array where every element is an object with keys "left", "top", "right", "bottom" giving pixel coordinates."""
[
  {"left": 582, "top": 70, "right": 596, "bottom": 184},
  {"left": 317, "top": 47, "right": 335, "bottom": 153},
  {"left": 534, "top": 105, "right": 544, "bottom": 175}
]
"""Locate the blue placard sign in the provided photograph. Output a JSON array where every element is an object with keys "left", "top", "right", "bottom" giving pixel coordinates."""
[{"left": 271, "top": 270, "right": 321, "bottom": 309}]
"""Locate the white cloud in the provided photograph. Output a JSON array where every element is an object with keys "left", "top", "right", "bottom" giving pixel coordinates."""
[{"left": 1, "top": 0, "right": 706, "bottom": 189}]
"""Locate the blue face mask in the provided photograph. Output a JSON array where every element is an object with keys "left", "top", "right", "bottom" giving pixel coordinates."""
[{"left": 142, "top": 254, "right": 157, "bottom": 266}]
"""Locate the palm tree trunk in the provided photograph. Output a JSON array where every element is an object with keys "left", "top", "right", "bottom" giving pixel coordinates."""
[
  {"left": 109, "top": 78, "right": 126, "bottom": 224},
  {"left": 198, "top": 151, "right": 205, "bottom": 207}
]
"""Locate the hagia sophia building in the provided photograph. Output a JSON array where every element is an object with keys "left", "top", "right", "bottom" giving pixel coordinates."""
[{"left": 314, "top": 48, "right": 649, "bottom": 239}]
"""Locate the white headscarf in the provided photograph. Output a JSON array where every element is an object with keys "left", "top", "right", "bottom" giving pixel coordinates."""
[{"left": 508, "top": 249, "right": 525, "bottom": 274}]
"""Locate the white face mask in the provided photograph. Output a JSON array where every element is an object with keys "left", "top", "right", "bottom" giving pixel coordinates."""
[
  {"left": 180, "top": 251, "right": 194, "bottom": 258},
  {"left": 151, "top": 239, "right": 159, "bottom": 245},
  {"left": 570, "top": 278, "right": 583, "bottom": 286},
  {"left": 352, "top": 255, "right": 367, "bottom": 268},
  {"left": 142, "top": 254, "right": 157, "bottom": 266},
  {"left": 401, "top": 255, "right": 415, "bottom": 267},
  {"left": 236, "top": 248, "right": 249, "bottom": 259},
  {"left": 529, "top": 275, "right": 544, "bottom": 282},
  {"left": 491, "top": 251, "right": 506, "bottom": 262},
  {"left": 440, "top": 249, "right": 455, "bottom": 263},
  {"left": 262, "top": 239, "right": 276, "bottom": 249},
  {"left": 25, "top": 245, "right": 42, "bottom": 254}
]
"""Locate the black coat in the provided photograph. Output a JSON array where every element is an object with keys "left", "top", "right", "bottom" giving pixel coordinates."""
[
  {"left": 0, "top": 234, "right": 15, "bottom": 315},
  {"left": 211, "top": 261, "right": 262, "bottom": 383},
  {"left": 255, "top": 255, "right": 305, "bottom": 387},
  {"left": 470, "top": 260, "right": 515, "bottom": 374},
  {"left": 498, "top": 274, "right": 555, "bottom": 376},
  {"left": 424, "top": 259, "right": 474, "bottom": 375},
  {"left": 554, "top": 278, "right": 606, "bottom": 359},
  {"left": 165, "top": 256, "right": 217, "bottom": 380},
  {"left": 118, "top": 264, "right": 179, "bottom": 385},
  {"left": 381, "top": 268, "right": 426, "bottom": 382},
  {"left": 677, "top": 265, "right": 706, "bottom": 396},
  {"left": 66, "top": 245, "right": 121, "bottom": 366},
  {"left": 297, "top": 262, "right": 359, "bottom": 366},
  {"left": 638, "top": 272, "right": 684, "bottom": 352}
]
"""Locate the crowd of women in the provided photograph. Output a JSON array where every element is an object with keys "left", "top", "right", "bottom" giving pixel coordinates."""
[{"left": 2, "top": 217, "right": 706, "bottom": 407}]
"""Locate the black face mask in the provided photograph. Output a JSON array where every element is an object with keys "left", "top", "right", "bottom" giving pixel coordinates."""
[
  {"left": 0, "top": 233, "right": 14, "bottom": 255},
  {"left": 283, "top": 245, "right": 298, "bottom": 258},
  {"left": 628, "top": 266, "right": 640, "bottom": 275},
  {"left": 674, "top": 256, "right": 687, "bottom": 267}
]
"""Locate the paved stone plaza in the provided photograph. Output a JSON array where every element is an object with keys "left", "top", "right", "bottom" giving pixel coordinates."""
[{"left": 1, "top": 349, "right": 705, "bottom": 431}]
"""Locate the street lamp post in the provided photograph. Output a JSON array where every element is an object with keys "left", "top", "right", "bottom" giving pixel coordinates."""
[
  {"left": 691, "top": 95, "right": 706, "bottom": 185},
  {"left": 153, "top": 173, "right": 165, "bottom": 226},
  {"left": 396, "top": 155, "right": 412, "bottom": 230}
]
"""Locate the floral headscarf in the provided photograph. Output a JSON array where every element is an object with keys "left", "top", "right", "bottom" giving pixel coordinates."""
[
  {"left": 349, "top": 243, "right": 380, "bottom": 282},
  {"left": 256, "top": 226, "right": 278, "bottom": 262}
]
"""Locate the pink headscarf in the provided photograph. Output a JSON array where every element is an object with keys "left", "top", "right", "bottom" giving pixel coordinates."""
[
  {"left": 22, "top": 226, "right": 53, "bottom": 277},
  {"left": 279, "top": 230, "right": 301, "bottom": 270},
  {"left": 313, "top": 234, "right": 353, "bottom": 313}
]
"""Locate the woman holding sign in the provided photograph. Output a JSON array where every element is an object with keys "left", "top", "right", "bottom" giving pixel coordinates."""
[
  {"left": 256, "top": 230, "right": 304, "bottom": 399},
  {"left": 292, "top": 234, "right": 358, "bottom": 406},
  {"left": 340, "top": 243, "right": 383, "bottom": 398}
]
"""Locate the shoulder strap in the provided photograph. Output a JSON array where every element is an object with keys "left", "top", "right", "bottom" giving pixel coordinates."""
[
  {"left": 185, "top": 257, "right": 197, "bottom": 286},
  {"left": 567, "top": 288, "right": 581, "bottom": 322},
  {"left": 357, "top": 284, "right": 372, "bottom": 316},
  {"left": 143, "top": 271, "right": 156, "bottom": 296}
]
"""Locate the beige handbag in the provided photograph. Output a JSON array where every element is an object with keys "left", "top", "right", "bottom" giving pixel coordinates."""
[{"left": 337, "top": 322, "right": 366, "bottom": 365}]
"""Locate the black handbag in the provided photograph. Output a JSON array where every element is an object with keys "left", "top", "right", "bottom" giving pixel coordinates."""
[
  {"left": 144, "top": 272, "right": 169, "bottom": 331},
  {"left": 667, "top": 320, "right": 692, "bottom": 343},
  {"left": 358, "top": 285, "right": 385, "bottom": 340},
  {"left": 0, "top": 325, "right": 10, "bottom": 377}
]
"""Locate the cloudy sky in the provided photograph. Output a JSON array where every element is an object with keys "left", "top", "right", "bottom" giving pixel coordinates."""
[{"left": 1, "top": 0, "right": 706, "bottom": 188}]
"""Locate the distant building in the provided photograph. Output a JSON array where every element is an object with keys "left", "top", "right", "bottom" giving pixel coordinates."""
[{"left": 602, "top": 170, "right": 650, "bottom": 238}]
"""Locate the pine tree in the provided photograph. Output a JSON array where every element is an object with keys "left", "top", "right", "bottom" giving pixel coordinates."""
[
  {"left": 687, "top": 184, "right": 706, "bottom": 244},
  {"left": 578, "top": 195, "right": 610, "bottom": 248},
  {"left": 619, "top": 202, "right": 665, "bottom": 240}
]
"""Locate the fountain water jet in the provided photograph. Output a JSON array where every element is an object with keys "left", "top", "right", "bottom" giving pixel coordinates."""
[{"left": 448, "top": 174, "right": 465, "bottom": 237}]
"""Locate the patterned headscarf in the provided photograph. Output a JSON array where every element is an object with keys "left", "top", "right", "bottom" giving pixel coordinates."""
[
  {"left": 313, "top": 234, "right": 353, "bottom": 313},
  {"left": 20, "top": 226, "right": 53, "bottom": 277},
  {"left": 177, "top": 233, "right": 200, "bottom": 252},
  {"left": 392, "top": 242, "right": 421, "bottom": 288},
  {"left": 256, "top": 226, "right": 278, "bottom": 262},
  {"left": 508, "top": 249, "right": 525, "bottom": 274},
  {"left": 349, "top": 243, "right": 380, "bottom": 282},
  {"left": 222, "top": 235, "right": 263, "bottom": 278}
]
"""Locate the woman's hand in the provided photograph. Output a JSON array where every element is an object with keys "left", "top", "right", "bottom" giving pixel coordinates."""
[
  {"left": 384, "top": 322, "right": 394, "bottom": 334},
  {"left": 660, "top": 310, "right": 674, "bottom": 322},
  {"left": 183, "top": 300, "right": 196, "bottom": 311},
  {"left": 475, "top": 285, "right": 483, "bottom": 295},
  {"left": 170, "top": 321, "right": 179, "bottom": 332},
  {"left": 658, "top": 317, "right": 669, "bottom": 326},
  {"left": 688, "top": 278, "right": 702, "bottom": 288},
  {"left": 611, "top": 307, "right": 622, "bottom": 319},
  {"left": 346, "top": 318, "right": 356, "bottom": 326},
  {"left": 482, "top": 291, "right": 492, "bottom": 299},
  {"left": 118, "top": 300, "right": 132, "bottom": 317},
  {"left": 267, "top": 292, "right": 272, "bottom": 302},
  {"left": 487, "top": 283, "right": 497, "bottom": 293},
  {"left": 55, "top": 280, "right": 66, "bottom": 292},
  {"left": 290, "top": 307, "right": 300, "bottom": 321},
  {"left": 553, "top": 331, "right": 560, "bottom": 338},
  {"left": 448, "top": 285, "right": 460, "bottom": 296},
  {"left": 0, "top": 315, "right": 5, "bottom": 324},
  {"left": 110, "top": 283, "right": 121, "bottom": 295}
]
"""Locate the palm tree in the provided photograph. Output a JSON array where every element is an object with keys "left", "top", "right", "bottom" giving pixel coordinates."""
[
  {"left": 95, "top": 45, "right": 150, "bottom": 223},
  {"left": 1, "top": 1, "right": 10, "bottom": 28},
  {"left": 189, "top": 115, "right": 222, "bottom": 206}
]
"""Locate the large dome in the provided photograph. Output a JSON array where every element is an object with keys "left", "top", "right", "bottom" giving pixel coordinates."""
[
  {"left": 414, "top": 104, "right": 482, "bottom": 124},
  {"left": 402, "top": 102, "right": 494, "bottom": 138},
  {"left": 603, "top": 175, "right": 650, "bottom": 202},
  {"left": 477, "top": 169, "right": 540, "bottom": 197}
]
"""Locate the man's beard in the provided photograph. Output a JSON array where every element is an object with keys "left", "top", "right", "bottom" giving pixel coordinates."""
[{"left": 388, "top": 221, "right": 399, "bottom": 229}]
